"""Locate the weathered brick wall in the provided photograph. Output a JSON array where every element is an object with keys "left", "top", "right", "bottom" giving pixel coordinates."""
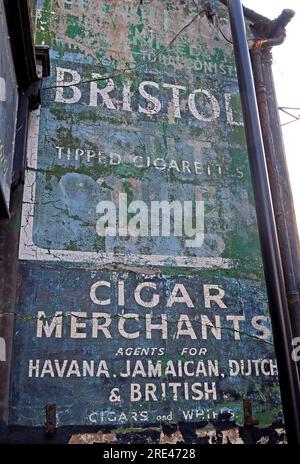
[{"left": 2, "top": 0, "right": 287, "bottom": 443}]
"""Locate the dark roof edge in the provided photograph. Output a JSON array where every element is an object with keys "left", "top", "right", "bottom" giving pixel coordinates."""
[{"left": 3, "top": 0, "right": 38, "bottom": 91}]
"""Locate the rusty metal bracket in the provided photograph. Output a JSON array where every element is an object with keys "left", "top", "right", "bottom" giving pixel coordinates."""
[
  {"left": 45, "top": 404, "right": 56, "bottom": 435},
  {"left": 243, "top": 399, "right": 259, "bottom": 429},
  {"left": 254, "top": 39, "right": 269, "bottom": 49}
]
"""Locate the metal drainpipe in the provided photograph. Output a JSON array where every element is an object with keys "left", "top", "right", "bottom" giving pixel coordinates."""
[
  {"left": 262, "top": 48, "right": 300, "bottom": 291},
  {"left": 227, "top": 0, "right": 300, "bottom": 444},
  {"left": 250, "top": 46, "right": 300, "bottom": 358}
]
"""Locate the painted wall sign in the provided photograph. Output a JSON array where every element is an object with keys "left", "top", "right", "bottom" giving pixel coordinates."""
[
  {"left": 0, "top": 0, "right": 18, "bottom": 215},
  {"left": 12, "top": 0, "right": 284, "bottom": 432}
]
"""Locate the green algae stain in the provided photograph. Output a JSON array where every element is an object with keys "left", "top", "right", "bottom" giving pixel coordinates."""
[
  {"left": 66, "top": 15, "right": 85, "bottom": 39},
  {"left": 35, "top": 0, "right": 53, "bottom": 46},
  {"left": 102, "top": 4, "right": 110, "bottom": 14}
]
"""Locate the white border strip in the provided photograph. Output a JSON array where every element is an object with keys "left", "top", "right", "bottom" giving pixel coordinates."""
[{"left": 19, "top": 110, "right": 236, "bottom": 270}]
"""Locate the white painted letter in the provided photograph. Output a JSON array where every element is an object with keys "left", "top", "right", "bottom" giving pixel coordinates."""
[
  {"left": 166, "top": 284, "right": 194, "bottom": 308},
  {"left": 163, "top": 83, "right": 186, "bottom": 119},
  {"left": 70, "top": 312, "right": 87, "bottom": 338},
  {"left": 90, "top": 281, "right": 111, "bottom": 305},
  {"left": 204, "top": 285, "right": 227, "bottom": 309},
  {"left": 138, "top": 81, "right": 161, "bottom": 115},
  {"left": 55, "top": 67, "right": 81, "bottom": 104},
  {"left": 188, "top": 89, "right": 220, "bottom": 122},
  {"left": 89, "top": 74, "right": 116, "bottom": 109},
  {"left": 92, "top": 313, "right": 112, "bottom": 338},
  {"left": 135, "top": 282, "right": 160, "bottom": 308},
  {"left": 36, "top": 311, "right": 62, "bottom": 338},
  {"left": 119, "top": 314, "right": 140, "bottom": 339}
]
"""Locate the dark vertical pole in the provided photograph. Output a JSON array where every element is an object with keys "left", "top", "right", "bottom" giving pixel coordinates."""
[
  {"left": 0, "top": 91, "right": 30, "bottom": 426},
  {"left": 227, "top": 0, "right": 300, "bottom": 444},
  {"left": 262, "top": 48, "right": 300, "bottom": 291},
  {"left": 251, "top": 47, "right": 300, "bottom": 364}
]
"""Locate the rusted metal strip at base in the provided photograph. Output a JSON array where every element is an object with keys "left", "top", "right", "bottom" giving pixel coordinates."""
[
  {"left": 45, "top": 404, "right": 57, "bottom": 435},
  {"left": 243, "top": 398, "right": 259, "bottom": 429}
]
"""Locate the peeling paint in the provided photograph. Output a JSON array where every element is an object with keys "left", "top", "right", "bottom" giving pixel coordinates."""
[
  {"left": 66, "top": 424, "right": 287, "bottom": 445},
  {"left": 68, "top": 432, "right": 117, "bottom": 444},
  {"left": 159, "top": 429, "right": 184, "bottom": 444},
  {"left": 10, "top": 0, "right": 285, "bottom": 443}
]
